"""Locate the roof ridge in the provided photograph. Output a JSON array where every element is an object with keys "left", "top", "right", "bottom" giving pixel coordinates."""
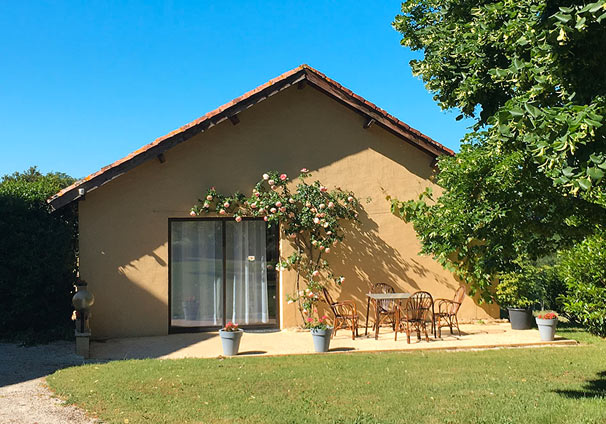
[{"left": 48, "top": 64, "right": 453, "bottom": 210}]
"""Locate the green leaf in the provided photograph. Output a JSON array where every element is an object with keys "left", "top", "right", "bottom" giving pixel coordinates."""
[
  {"left": 553, "top": 12, "right": 572, "bottom": 23},
  {"left": 578, "top": 178, "right": 592, "bottom": 190},
  {"left": 587, "top": 167, "right": 605, "bottom": 180},
  {"left": 524, "top": 103, "right": 542, "bottom": 118}
]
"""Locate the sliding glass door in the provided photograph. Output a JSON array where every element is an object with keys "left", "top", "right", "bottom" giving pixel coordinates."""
[{"left": 170, "top": 218, "right": 278, "bottom": 330}]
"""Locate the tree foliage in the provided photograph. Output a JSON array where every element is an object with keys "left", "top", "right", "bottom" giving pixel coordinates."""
[
  {"left": 390, "top": 144, "right": 604, "bottom": 301},
  {"left": 0, "top": 167, "right": 77, "bottom": 341},
  {"left": 391, "top": 1, "right": 606, "bottom": 302},
  {"left": 558, "top": 231, "right": 606, "bottom": 336},
  {"left": 394, "top": 0, "right": 606, "bottom": 193}
]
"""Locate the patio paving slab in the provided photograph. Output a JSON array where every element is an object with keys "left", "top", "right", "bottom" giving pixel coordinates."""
[{"left": 90, "top": 323, "right": 577, "bottom": 360}]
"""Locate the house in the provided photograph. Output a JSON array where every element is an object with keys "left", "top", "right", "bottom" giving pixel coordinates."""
[{"left": 49, "top": 65, "right": 498, "bottom": 339}]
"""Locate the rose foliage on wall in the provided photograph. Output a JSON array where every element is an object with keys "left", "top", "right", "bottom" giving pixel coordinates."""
[{"left": 190, "top": 169, "right": 360, "bottom": 324}]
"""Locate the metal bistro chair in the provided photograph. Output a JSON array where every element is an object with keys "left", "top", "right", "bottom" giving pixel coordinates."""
[
  {"left": 371, "top": 282, "right": 397, "bottom": 334},
  {"left": 395, "top": 291, "right": 434, "bottom": 343},
  {"left": 322, "top": 288, "right": 359, "bottom": 340},
  {"left": 434, "top": 286, "right": 466, "bottom": 337}
]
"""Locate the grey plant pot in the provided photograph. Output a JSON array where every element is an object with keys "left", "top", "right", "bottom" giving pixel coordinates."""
[
  {"left": 508, "top": 308, "right": 533, "bottom": 330},
  {"left": 536, "top": 318, "right": 558, "bottom": 341},
  {"left": 219, "top": 329, "right": 243, "bottom": 356},
  {"left": 311, "top": 327, "right": 333, "bottom": 353}
]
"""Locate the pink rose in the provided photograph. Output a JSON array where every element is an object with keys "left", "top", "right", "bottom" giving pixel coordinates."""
[
  {"left": 289, "top": 198, "right": 295, "bottom": 204},
  {"left": 206, "top": 195, "right": 213, "bottom": 201},
  {"left": 328, "top": 202, "right": 335, "bottom": 209},
  {"left": 307, "top": 317, "right": 313, "bottom": 323},
  {"left": 189, "top": 210, "right": 196, "bottom": 216},
  {"left": 263, "top": 173, "right": 269, "bottom": 180},
  {"left": 219, "top": 209, "right": 226, "bottom": 215},
  {"left": 300, "top": 168, "right": 308, "bottom": 173},
  {"left": 312, "top": 270, "right": 320, "bottom": 277},
  {"left": 235, "top": 216, "right": 242, "bottom": 222},
  {"left": 275, "top": 201, "right": 282, "bottom": 207},
  {"left": 319, "top": 245, "right": 325, "bottom": 251},
  {"left": 348, "top": 196, "right": 354, "bottom": 202},
  {"left": 280, "top": 174, "right": 287, "bottom": 181},
  {"left": 320, "top": 186, "right": 328, "bottom": 192},
  {"left": 325, "top": 248, "right": 331, "bottom": 253},
  {"left": 268, "top": 179, "right": 275, "bottom": 186},
  {"left": 251, "top": 203, "right": 257, "bottom": 209},
  {"left": 319, "top": 203, "right": 325, "bottom": 209},
  {"left": 203, "top": 202, "right": 210, "bottom": 208},
  {"left": 255, "top": 192, "right": 260, "bottom": 198},
  {"left": 263, "top": 216, "right": 269, "bottom": 221},
  {"left": 223, "top": 201, "right": 230, "bottom": 208},
  {"left": 270, "top": 207, "right": 277, "bottom": 213},
  {"left": 313, "top": 218, "right": 320, "bottom": 224},
  {"left": 279, "top": 207, "right": 286, "bottom": 212}
]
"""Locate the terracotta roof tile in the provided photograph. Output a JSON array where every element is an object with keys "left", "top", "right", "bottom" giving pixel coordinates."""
[{"left": 48, "top": 64, "right": 453, "bottom": 209}]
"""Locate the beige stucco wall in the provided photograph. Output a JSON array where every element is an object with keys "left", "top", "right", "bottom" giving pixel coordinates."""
[{"left": 79, "top": 84, "right": 498, "bottom": 339}]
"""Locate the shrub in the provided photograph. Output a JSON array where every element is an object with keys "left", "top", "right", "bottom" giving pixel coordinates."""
[
  {"left": 0, "top": 167, "right": 77, "bottom": 342},
  {"left": 558, "top": 231, "right": 606, "bottom": 337},
  {"left": 495, "top": 264, "right": 542, "bottom": 309},
  {"left": 495, "top": 259, "right": 565, "bottom": 311}
]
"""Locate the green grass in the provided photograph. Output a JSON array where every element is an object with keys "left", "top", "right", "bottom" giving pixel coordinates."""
[{"left": 47, "top": 326, "right": 606, "bottom": 424}]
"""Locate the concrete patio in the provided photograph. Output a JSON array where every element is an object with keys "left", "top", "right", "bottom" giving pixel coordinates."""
[{"left": 90, "top": 322, "right": 577, "bottom": 360}]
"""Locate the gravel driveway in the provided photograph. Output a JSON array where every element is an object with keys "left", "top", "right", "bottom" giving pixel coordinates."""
[{"left": 0, "top": 341, "right": 97, "bottom": 424}]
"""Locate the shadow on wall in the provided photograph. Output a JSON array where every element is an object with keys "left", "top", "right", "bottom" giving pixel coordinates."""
[{"left": 316, "top": 205, "right": 458, "bottom": 320}]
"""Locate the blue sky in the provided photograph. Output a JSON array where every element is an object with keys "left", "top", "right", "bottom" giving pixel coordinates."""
[{"left": 0, "top": 1, "right": 471, "bottom": 179}]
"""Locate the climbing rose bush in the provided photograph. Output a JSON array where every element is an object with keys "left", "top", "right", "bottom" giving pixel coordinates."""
[{"left": 191, "top": 169, "right": 360, "bottom": 321}]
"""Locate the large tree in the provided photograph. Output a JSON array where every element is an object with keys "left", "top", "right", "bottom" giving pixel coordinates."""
[
  {"left": 391, "top": 0, "right": 606, "bottom": 299},
  {"left": 394, "top": 0, "right": 606, "bottom": 194}
]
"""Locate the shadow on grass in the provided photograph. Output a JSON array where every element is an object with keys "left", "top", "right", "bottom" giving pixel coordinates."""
[{"left": 555, "top": 371, "right": 606, "bottom": 399}]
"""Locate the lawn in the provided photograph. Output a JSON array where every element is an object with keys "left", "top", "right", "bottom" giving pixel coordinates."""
[{"left": 47, "top": 326, "right": 606, "bottom": 424}]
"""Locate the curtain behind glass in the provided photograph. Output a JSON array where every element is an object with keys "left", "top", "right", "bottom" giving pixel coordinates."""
[
  {"left": 226, "top": 221, "right": 269, "bottom": 324},
  {"left": 171, "top": 221, "right": 223, "bottom": 326}
]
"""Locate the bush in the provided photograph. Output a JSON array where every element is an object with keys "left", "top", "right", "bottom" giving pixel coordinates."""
[
  {"left": 495, "top": 258, "right": 566, "bottom": 312},
  {"left": 558, "top": 231, "right": 606, "bottom": 337},
  {"left": 0, "top": 167, "right": 77, "bottom": 341},
  {"left": 496, "top": 262, "right": 544, "bottom": 309}
]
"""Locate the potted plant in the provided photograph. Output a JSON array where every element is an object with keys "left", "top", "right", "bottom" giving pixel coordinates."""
[
  {"left": 535, "top": 311, "right": 558, "bottom": 341},
  {"left": 219, "top": 322, "right": 243, "bottom": 356},
  {"left": 306, "top": 314, "right": 332, "bottom": 353},
  {"left": 495, "top": 270, "right": 538, "bottom": 330}
]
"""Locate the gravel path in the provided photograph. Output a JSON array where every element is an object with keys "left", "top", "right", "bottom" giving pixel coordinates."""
[{"left": 0, "top": 341, "right": 97, "bottom": 424}]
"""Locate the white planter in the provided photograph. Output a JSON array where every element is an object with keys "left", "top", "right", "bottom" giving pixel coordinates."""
[{"left": 535, "top": 318, "right": 557, "bottom": 341}]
